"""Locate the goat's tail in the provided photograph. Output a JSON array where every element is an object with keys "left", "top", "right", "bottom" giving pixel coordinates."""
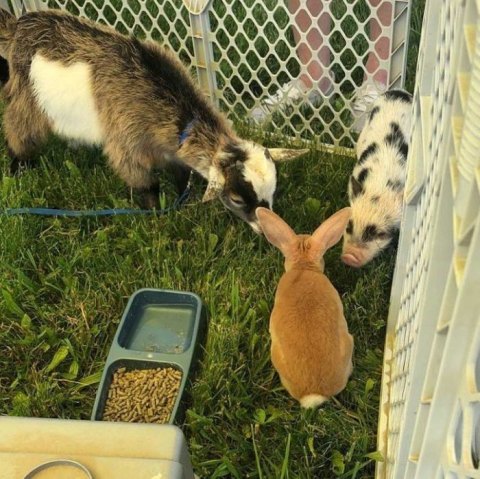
[{"left": 0, "top": 9, "right": 17, "bottom": 58}]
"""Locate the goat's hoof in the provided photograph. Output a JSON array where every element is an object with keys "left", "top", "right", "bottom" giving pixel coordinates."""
[
  {"left": 138, "top": 194, "right": 160, "bottom": 210},
  {"left": 9, "top": 158, "right": 32, "bottom": 176}
]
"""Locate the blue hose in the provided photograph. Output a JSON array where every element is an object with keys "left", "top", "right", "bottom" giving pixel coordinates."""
[{"left": 1, "top": 184, "right": 191, "bottom": 217}]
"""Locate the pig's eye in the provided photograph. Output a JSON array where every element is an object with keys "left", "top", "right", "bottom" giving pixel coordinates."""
[
  {"left": 362, "top": 224, "right": 378, "bottom": 242},
  {"left": 362, "top": 224, "right": 390, "bottom": 242}
]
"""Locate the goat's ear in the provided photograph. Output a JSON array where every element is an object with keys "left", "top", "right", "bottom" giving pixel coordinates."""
[
  {"left": 267, "top": 148, "right": 309, "bottom": 162},
  {"left": 202, "top": 166, "right": 225, "bottom": 203},
  {"left": 202, "top": 182, "right": 222, "bottom": 202}
]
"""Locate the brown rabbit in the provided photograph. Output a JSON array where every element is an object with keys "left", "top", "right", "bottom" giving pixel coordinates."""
[{"left": 256, "top": 207, "right": 354, "bottom": 408}]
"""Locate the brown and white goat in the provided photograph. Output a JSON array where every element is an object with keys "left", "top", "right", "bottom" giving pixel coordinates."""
[{"left": 0, "top": 9, "right": 306, "bottom": 231}]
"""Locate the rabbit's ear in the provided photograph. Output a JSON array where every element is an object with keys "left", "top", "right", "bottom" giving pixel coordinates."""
[
  {"left": 310, "top": 207, "right": 352, "bottom": 257},
  {"left": 256, "top": 207, "right": 297, "bottom": 257}
]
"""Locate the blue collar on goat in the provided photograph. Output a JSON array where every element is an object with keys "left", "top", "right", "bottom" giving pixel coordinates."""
[{"left": 179, "top": 120, "right": 196, "bottom": 146}]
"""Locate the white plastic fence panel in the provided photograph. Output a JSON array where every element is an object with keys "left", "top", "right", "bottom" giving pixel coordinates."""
[
  {"left": 10, "top": 0, "right": 411, "bottom": 149},
  {"left": 0, "top": 0, "right": 12, "bottom": 13},
  {"left": 377, "top": 0, "right": 480, "bottom": 477},
  {"left": 207, "top": 0, "right": 410, "bottom": 148}
]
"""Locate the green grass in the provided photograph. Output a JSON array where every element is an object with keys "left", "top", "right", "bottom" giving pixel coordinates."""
[
  {"left": 0, "top": 132, "right": 394, "bottom": 477},
  {"left": 0, "top": 0, "right": 426, "bottom": 476},
  {"left": 405, "top": 0, "right": 426, "bottom": 93}
]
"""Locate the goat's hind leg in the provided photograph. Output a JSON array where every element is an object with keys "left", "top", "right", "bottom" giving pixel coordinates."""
[{"left": 3, "top": 93, "right": 50, "bottom": 175}]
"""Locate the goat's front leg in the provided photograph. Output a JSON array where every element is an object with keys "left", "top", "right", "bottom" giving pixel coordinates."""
[
  {"left": 136, "top": 181, "right": 160, "bottom": 210},
  {"left": 107, "top": 147, "right": 161, "bottom": 210},
  {"left": 168, "top": 162, "right": 191, "bottom": 194}
]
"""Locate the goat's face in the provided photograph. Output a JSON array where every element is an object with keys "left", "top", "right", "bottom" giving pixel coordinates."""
[
  {"left": 202, "top": 142, "right": 275, "bottom": 233},
  {"left": 203, "top": 141, "right": 308, "bottom": 233},
  {"left": 222, "top": 143, "right": 277, "bottom": 233}
]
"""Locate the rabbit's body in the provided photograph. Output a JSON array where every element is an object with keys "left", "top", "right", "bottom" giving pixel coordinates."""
[
  {"left": 256, "top": 207, "right": 354, "bottom": 407},
  {"left": 271, "top": 268, "right": 353, "bottom": 405}
]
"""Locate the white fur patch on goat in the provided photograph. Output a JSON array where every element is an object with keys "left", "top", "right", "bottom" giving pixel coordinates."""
[
  {"left": 243, "top": 143, "right": 276, "bottom": 205},
  {"left": 30, "top": 54, "right": 104, "bottom": 145}
]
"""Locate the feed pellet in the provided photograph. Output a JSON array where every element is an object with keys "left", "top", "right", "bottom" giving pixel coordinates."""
[{"left": 102, "top": 367, "right": 182, "bottom": 424}]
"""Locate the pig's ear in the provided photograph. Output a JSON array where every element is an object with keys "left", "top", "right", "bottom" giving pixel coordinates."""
[{"left": 349, "top": 176, "right": 363, "bottom": 198}]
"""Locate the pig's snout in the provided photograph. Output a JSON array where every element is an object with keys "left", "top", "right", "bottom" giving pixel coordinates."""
[
  {"left": 341, "top": 246, "right": 368, "bottom": 268},
  {"left": 341, "top": 253, "right": 363, "bottom": 268}
]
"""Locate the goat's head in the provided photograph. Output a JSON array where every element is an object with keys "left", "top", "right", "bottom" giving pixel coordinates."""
[{"left": 203, "top": 141, "right": 308, "bottom": 233}]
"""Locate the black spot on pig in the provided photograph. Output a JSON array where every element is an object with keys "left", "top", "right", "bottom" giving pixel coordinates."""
[
  {"left": 358, "top": 143, "right": 378, "bottom": 165},
  {"left": 385, "top": 89, "right": 412, "bottom": 103},
  {"left": 350, "top": 176, "right": 364, "bottom": 199},
  {"left": 386, "top": 122, "right": 401, "bottom": 142},
  {"left": 357, "top": 168, "right": 370, "bottom": 185},
  {"left": 387, "top": 179, "right": 404, "bottom": 192},
  {"left": 346, "top": 219, "right": 353, "bottom": 235},
  {"left": 386, "top": 122, "right": 408, "bottom": 162},
  {"left": 368, "top": 106, "right": 380, "bottom": 122}
]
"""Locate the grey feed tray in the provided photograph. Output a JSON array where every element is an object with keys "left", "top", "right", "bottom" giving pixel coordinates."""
[{"left": 92, "top": 289, "right": 207, "bottom": 424}]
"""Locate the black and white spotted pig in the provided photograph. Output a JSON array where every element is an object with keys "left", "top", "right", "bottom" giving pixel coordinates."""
[{"left": 341, "top": 89, "right": 413, "bottom": 268}]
